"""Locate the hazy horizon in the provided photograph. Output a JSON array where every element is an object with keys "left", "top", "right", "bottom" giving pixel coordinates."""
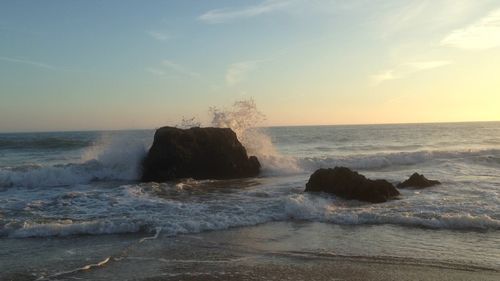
[
  {"left": 1, "top": 119, "right": 499, "bottom": 134},
  {"left": 1, "top": 0, "right": 500, "bottom": 132}
]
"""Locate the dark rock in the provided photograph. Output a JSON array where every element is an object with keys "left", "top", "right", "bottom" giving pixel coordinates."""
[
  {"left": 305, "top": 167, "right": 400, "bottom": 203},
  {"left": 141, "top": 127, "right": 260, "bottom": 182},
  {"left": 397, "top": 173, "right": 440, "bottom": 189}
]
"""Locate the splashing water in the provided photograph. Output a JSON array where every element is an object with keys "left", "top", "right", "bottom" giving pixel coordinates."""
[
  {"left": 209, "top": 99, "right": 301, "bottom": 175},
  {"left": 81, "top": 133, "right": 149, "bottom": 180},
  {"left": 0, "top": 132, "right": 149, "bottom": 188},
  {"left": 176, "top": 117, "right": 202, "bottom": 129}
]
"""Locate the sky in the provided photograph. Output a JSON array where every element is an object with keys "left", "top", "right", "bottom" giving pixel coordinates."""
[{"left": 1, "top": 0, "right": 500, "bottom": 132}]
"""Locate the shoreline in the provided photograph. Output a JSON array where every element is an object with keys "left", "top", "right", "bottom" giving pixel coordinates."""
[{"left": 2, "top": 222, "right": 499, "bottom": 280}]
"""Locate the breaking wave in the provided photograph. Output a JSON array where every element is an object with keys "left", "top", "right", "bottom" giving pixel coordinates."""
[
  {"left": 1, "top": 101, "right": 499, "bottom": 240},
  {"left": 299, "top": 148, "right": 500, "bottom": 171},
  {"left": 0, "top": 136, "right": 148, "bottom": 188},
  {"left": 284, "top": 194, "right": 500, "bottom": 230},
  {"left": 209, "top": 99, "right": 301, "bottom": 175},
  {"left": 2, "top": 144, "right": 498, "bottom": 188},
  {"left": 2, "top": 183, "right": 499, "bottom": 238}
]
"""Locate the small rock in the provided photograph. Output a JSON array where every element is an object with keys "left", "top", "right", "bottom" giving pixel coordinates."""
[
  {"left": 305, "top": 167, "right": 400, "bottom": 203},
  {"left": 397, "top": 173, "right": 441, "bottom": 189}
]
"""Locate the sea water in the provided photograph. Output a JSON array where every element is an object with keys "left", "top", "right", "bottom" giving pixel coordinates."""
[{"left": 0, "top": 122, "right": 499, "bottom": 278}]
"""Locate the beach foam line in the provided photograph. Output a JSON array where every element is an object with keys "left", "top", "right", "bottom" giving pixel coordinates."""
[
  {"left": 139, "top": 227, "right": 162, "bottom": 243},
  {"left": 5, "top": 220, "right": 147, "bottom": 238},
  {"left": 35, "top": 256, "right": 111, "bottom": 281}
]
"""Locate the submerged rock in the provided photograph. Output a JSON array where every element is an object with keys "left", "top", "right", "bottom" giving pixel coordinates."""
[
  {"left": 397, "top": 173, "right": 440, "bottom": 189},
  {"left": 305, "top": 167, "right": 400, "bottom": 203},
  {"left": 141, "top": 127, "right": 260, "bottom": 182}
]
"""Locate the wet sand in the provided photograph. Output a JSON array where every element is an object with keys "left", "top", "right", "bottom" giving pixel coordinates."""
[{"left": 1, "top": 222, "right": 499, "bottom": 280}]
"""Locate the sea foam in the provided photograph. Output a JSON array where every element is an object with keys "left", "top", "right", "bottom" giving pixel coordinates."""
[
  {"left": 210, "top": 100, "right": 301, "bottom": 175},
  {"left": 0, "top": 135, "right": 147, "bottom": 188},
  {"left": 3, "top": 183, "right": 499, "bottom": 239},
  {"left": 299, "top": 148, "right": 500, "bottom": 171}
]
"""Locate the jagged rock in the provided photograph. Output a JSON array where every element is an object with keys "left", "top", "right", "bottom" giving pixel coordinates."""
[
  {"left": 305, "top": 167, "right": 400, "bottom": 203},
  {"left": 397, "top": 173, "right": 440, "bottom": 189},
  {"left": 141, "top": 127, "right": 260, "bottom": 182}
]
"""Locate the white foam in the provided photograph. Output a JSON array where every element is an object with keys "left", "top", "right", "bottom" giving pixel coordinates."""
[
  {"left": 36, "top": 256, "right": 111, "bottom": 281},
  {"left": 5, "top": 187, "right": 499, "bottom": 239},
  {"left": 283, "top": 194, "right": 500, "bottom": 230},
  {"left": 7, "top": 220, "right": 145, "bottom": 238},
  {"left": 209, "top": 99, "right": 301, "bottom": 175},
  {"left": 298, "top": 148, "right": 500, "bottom": 171},
  {"left": 0, "top": 135, "right": 147, "bottom": 188}
]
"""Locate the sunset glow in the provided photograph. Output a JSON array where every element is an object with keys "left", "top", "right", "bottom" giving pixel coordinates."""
[{"left": 1, "top": 0, "right": 499, "bottom": 132}]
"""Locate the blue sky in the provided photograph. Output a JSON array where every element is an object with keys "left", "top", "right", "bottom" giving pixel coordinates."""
[{"left": 1, "top": 0, "right": 500, "bottom": 132}]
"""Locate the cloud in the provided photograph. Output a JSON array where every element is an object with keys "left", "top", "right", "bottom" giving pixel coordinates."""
[
  {"left": 0, "top": 56, "right": 57, "bottom": 70},
  {"left": 146, "top": 60, "right": 200, "bottom": 78},
  {"left": 373, "top": 0, "right": 493, "bottom": 38},
  {"left": 371, "top": 70, "right": 398, "bottom": 85},
  {"left": 162, "top": 60, "right": 200, "bottom": 78},
  {"left": 441, "top": 8, "right": 500, "bottom": 50},
  {"left": 145, "top": 67, "right": 167, "bottom": 76},
  {"left": 405, "top": 60, "right": 452, "bottom": 70},
  {"left": 199, "top": 0, "right": 293, "bottom": 24},
  {"left": 147, "top": 30, "right": 170, "bottom": 41},
  {"left": 225, "top": 61, "right": 260, "bottom": 86},
  {"left": 371, "top": 60, "right": 452, "bottom": 85}
]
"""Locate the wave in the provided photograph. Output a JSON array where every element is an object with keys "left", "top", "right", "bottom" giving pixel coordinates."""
[
  {"left": 0, "top": 136, "right": 147, "bottom": 188},
  {"left": 3, "top": 187, "right": 498, "bottom": 238},
  {"left": 334, "top": 144, "right": 424, "bottom": 152},
  {"left": 284, "top": 194, "right": 500, "bottom": 230},
  {"left": 0, "top": 137, "right": 92, "bottom": 150},
  {"left": 209, "top": 100, "right": 301, "bottom": 175},
  {"left": 472, "top": 155, "right": 500, "bottom": 167},
  {"left": 5, "top": 206, "right": 498, "bottom": 239},
  {"left": 298, "top": 148, "right": 500, "bottom": 171},
  {"left": 2, "top": 145, "right": 499, "bottom": 188},
  {"left": 3, "top": 220, "right": 146, "bottom": 238}
]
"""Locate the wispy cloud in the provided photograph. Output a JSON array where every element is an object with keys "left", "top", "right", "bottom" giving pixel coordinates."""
[
  {"left": 371, "top": 60, "right": 452, "bottom": 85},
  {"left": 146, "top": 60, "right": 200, "bottom": 78},
  {"left": 225, "top": 60, "right": 261, "bottom": 86},
  {"left": 405, "top": 61, "right": 452, "bottom": 70},
  {"left": 147, "top": 30, "right": 170, "bottom": 41},
  {"left": 441, "top": 8, "right": 500, "bottom": 50},
  {"left": 374, "top": 0, "right": 491, "bottom": 38},
  {"left": 162, "top": 60, "right": 200, "bottom": 78},
  {"left": 371, "top": 70, "right": 398, "bottom": 85},
  {"left": 199, "top": 0, "right": 293, "bottom": 24},
  {"left": 0, "top": 56, "right": 57, "bottom": 70},
  {"left": 145, "top": 67, "right": 167, "bottom": 76}
]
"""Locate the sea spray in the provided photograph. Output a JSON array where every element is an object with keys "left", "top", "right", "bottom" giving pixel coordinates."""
[
  {"left": 1, "top": 122, "right": 500, "bottom": 240},
  {"left": 0, "top": 133, "right": 149, "bottom": 187},
  {"left": 209, "top": 99, "right": 301, "bottom": 175},
  {"left": 81, "top": 133, "right": 149, "bottom": 180}
]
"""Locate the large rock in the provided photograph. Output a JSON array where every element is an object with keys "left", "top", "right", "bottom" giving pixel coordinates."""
[
  {"left": 305, "top": 167, "right": 400, "bottom": 203},
  {"left": 141, "top": 127, "right": 260, "bottom": 182},
  {"left": 397, "top": 173, "right": 440, "bottom": 189}
]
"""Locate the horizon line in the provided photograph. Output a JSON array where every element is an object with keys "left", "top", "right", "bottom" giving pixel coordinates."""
[{"left": 1, "top": 120, "right": 499, "bottom": 134}]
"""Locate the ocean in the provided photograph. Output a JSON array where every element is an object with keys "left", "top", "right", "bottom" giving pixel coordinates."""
[{"left": 1, "top": 122, "right": 499, "bottom": 280}]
